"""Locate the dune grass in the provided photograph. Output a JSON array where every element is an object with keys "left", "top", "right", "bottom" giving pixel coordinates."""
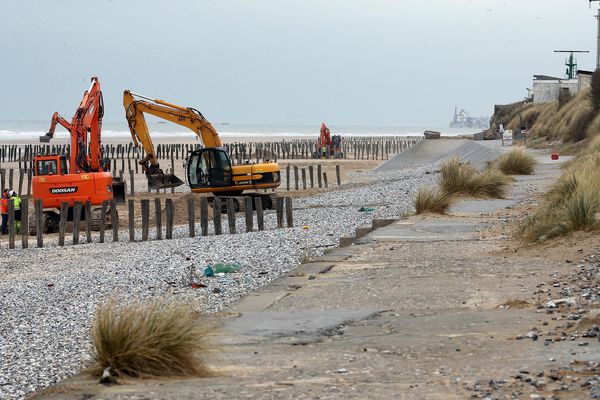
[
  {"left": 414, "top": 188, "right": 453, "bottom": 214},
  {"left": 494, "top": 148, "right": 537, "bottom": 175},
  {"left": 516, "top": 152, "right": 600, "bottom": 242},
  {"left": 439, "top": 157, "right": 512, "bottom": 198},
  {"left": 90, "top": 298, "right": 213, "bottom": 379}
]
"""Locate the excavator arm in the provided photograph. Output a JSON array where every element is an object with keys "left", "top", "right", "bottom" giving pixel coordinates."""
[
  {"left": 40, "top": 112, "right": 71, "bottom": 143},
  {"left": 123, "top": 90, "right": 222, "bottom": 163},
  {"left": 123, "top": 90, "right": 224, "bottom": 188},
  {"left": 40, "top": 77, "right": 105, "bottom": 173}
]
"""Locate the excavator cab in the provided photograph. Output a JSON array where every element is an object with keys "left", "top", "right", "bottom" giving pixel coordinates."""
[
  {"left": 34, "top": 155, "right": 68, "bottom": 176},
  {"left": 186, "top": 148, "right": 233, "bottom": 189}
]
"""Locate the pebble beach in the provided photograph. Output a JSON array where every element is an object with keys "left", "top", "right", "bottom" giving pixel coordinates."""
[{"left": 0, "top": 154, "right": 437, "bottom": 399}]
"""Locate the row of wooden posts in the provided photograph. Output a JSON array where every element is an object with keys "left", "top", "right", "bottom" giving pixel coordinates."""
[
  {"left": 0, "top": 168, "right": 32, "bottom": 196},
  {"left": 284, "top": 164, "right": 340, "bottom": 191},
  {"left": 0, "top": 161, "right": 342, "bottom": 197},
  {"left": 1, "top": 196, "right": 294, "bottom": 250},
  {"left": 0, "top": 137, "right": 420, "bottom": 167}
]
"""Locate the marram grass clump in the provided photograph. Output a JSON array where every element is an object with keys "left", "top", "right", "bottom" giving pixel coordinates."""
[
  {"left": 516, "top": 152, "right": 600, "bottom": 242},
  {"left": 414, "top": 188, "right": 453, "bottom": 214},
  {"left": 495, "top": 148, "right": 537, "bottom": 175},
  {"left": 90, "top": 298, "right": 214, "bottom": 379},
  {"left": 439, "top": 157, "right": 512, "bottom": 198}
]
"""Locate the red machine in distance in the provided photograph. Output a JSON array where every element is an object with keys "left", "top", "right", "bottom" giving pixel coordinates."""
[
  {"left": 32, "top": 77, "right": 124, "bottom": 232},
  {"left": 314, "top": 122, "right": 343, "bottom": 158}
]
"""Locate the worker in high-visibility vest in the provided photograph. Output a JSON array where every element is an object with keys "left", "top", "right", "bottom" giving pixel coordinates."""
[
  {"left": 9, "top": 191, "right": 22, "bottom": 233},
  {"left": 0, "top": 189, "right": 8, "bottom": 235}
]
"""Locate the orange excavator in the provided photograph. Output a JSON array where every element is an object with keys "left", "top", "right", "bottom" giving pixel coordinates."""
[{"left": 32, "top": 77, "right": 125, "bottom": 233}]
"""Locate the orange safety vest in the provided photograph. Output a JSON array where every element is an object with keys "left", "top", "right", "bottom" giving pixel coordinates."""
[{"left": 0, "top": 197, "right": 8, "bottom": 214}]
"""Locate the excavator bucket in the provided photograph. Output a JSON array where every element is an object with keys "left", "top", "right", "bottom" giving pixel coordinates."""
[
  {"left": 112, "top": 178, "right": 126, "bottom": 204},
  {"left": 147, "top": 173, "right": 185, "bottom": 190}
]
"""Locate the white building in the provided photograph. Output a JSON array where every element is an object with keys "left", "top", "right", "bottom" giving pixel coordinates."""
[{"left": 532, "top": 70, "right": 593, "bottom": 103}]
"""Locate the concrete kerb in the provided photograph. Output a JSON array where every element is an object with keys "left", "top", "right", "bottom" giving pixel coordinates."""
[{"left": 339, "top": 218, "right": 397, "bottom": 247}]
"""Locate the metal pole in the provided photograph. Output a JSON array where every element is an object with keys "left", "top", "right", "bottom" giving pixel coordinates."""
[
  {"left": 591, "top": 1, "right": 600, "bottom": 68},
  {"left": 596, "top": 9, "right": 600, "bottom": 68}
]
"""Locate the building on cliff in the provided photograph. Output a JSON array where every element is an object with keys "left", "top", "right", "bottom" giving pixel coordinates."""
[{"left": 531, "top": 70, "right": 592, "bottom": 103}]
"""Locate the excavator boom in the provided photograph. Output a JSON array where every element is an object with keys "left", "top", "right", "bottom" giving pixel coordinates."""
[
  {"left": 123, "top": 90, "right": 229, "bottom": 189},
  {"left": 123, "top": 90, "right": 281, "bottom": 195}
]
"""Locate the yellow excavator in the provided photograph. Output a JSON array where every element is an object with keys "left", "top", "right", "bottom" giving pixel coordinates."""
[{"left": 123, "top": 91, "right": 281, "bottom": 207}]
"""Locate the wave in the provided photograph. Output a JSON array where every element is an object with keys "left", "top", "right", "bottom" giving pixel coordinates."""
[{"left": 0, "top": 129, "right": 425, "bottom": 139}]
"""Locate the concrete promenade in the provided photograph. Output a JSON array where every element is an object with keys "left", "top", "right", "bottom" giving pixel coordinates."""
[{"left": 33, "top": 151, "right": 600, "bottom": 399}]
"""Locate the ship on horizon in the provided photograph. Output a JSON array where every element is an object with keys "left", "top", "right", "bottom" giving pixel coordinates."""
[{"left": 449, "top": 107, "right": 489, "bottom": 129}]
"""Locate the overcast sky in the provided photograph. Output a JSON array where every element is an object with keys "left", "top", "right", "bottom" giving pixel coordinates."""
[{"left": 0, "top": 0, "right": 597, "bottom": 126}]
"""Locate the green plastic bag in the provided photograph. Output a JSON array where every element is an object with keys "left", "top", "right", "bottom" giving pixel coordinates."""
[{"left": 213, "top": 262, "right": 241, "bottom": 274}]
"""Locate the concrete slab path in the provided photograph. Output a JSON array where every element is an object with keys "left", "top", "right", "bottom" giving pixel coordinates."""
[{"left": 33, "top": 149, "right": 599, "bottom": 400}]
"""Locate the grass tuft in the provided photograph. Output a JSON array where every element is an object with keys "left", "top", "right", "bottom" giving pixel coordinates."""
[
  {"left": 470, "top": 169, "right": 513, "bottom": 198},
  {"left": 90, "top": 298, "right": 213, "bottom": 379},
  {"left": 495, "top": 148, "right": 537, "bottom": 175},
  {"left": 515, "top": 151, "right": 600, "bottom": 242},
  {"left": 563, "top": 188, "right": 600, "bottom": 230},
  {"left": 439, "top": 158, "right": 511, "bottom": 198},
  {"left": 439, "top": 158, "right": 478, "bottom": 194},
  {"left": 414, "top": 188, "right": 453, "bottom": 214}
]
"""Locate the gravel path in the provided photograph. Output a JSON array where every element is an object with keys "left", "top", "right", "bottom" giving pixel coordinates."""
[{"left": 0, "top": 164, "right": 436, "bottom": 399}]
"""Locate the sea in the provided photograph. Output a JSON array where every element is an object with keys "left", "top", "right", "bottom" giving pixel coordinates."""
[{"left": 0, "top": 120, "right": 483, "bottom": 141}]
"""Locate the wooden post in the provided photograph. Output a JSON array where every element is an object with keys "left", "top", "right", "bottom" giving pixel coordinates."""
[
  {"left": 128, "top": 199, "right": 135, "bottom": 242},
  {"left": 27, "top": 170, "right": 32, "bottom": 196},
  {"left": 285, "top": 196, "right": 293, "bottom": 228},
  {"left": 18, "top": 169, "right": 24, "bottom": 195},
  {"left": 129, "top": 170, "right": 135, "bottom": 196},
  {"left": 141, "top": 199, "right": 149, "bottom": 241},
  {"left": 165, "top": 198, "right": 174, "bottom": 239},
  {"left": 317, "top": 165, "right": 322, "bottom": 188},
  {"left": 85, "top": 201, "right": 92, "bottom": 243},
  {"left": 226, "top": 198, "right": 236, "bottom": 234},
  {"left": 7, "top": 199, "right": 14, "bottom": 249},
  {"left": 276, "top": 197, "right": 284, "bottom": 228},
  {"left": 309, "top": 165, "right": 314, "bottom": 188},
  {"left": 286, "top": 165, "right": 290, "bottom": 191},
  {"left": 299, "top": 168, "right": 307, "bottom": 191},
  {"left": 293, "top": 165, "right": 299, "bottom": 190},
  {"left": 200, "top": 197, "right": 208, "bottom": 236},
  {"left": 244, "top": 196, "right": 254, "bottom": 232},
  {"left": 99, "top": 200, "right": 108, "bottom": 243},
  {"left": 21, "top": 197, "right": 28, "bottom": 249},
  {"left": 58, "top": 202, "right": 68, "bottom": 246},
  {"left": 170, "top": 157, "right": 176, "bottom": 194},
  {"left": 72, "top": 201, "right": 82, "bottom": 245},
  {"left": 255, "top": 197, "right": 264, "bottom": 231},
  {"left": 8, "top": 169, "right": 13, "bottom": 192},
  {"left": 187, "top": 196, "right": 195, "bottom": 238},
  {"left": 213, "top": 197, "right": 222, "bottom": 235},
  {"left": 0, "top": 169, "right": 5, "bottom": 192},
  {"left": 110, "top": 199, "right": 119, "bottom": 242},
  {"left": 323, "top": 172, "right": 328, "bottom": 188},
  {"left": 336, "top": 165, "right": 341, "bottom": 185},
  {"left": 154, "top": 198, "right": 162, "bottom": 240}
]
